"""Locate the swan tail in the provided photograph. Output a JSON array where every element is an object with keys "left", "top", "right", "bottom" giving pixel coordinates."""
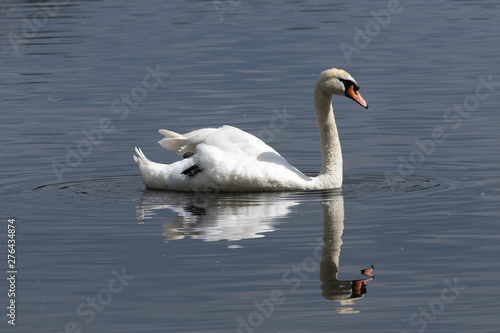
[{"left": 133, "top": 147, "right": 151, "bottom": 166}]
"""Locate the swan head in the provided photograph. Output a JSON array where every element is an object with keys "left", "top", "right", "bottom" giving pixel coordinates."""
[{"left": 316, "top": 68, "right": 368, "bottom": 109}]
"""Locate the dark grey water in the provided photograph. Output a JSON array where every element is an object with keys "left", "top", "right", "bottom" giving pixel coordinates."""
[{"left": 1, "top": 1, "right": 499, "bottom": 332}]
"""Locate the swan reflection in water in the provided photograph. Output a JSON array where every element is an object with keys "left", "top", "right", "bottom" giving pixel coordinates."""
[
  {"left": 136, "top": 189, "right": 374, "bottom": 310},
  {"left": 137, "top": 190, "right": 298, "bottom": 242},
  {"left": 319, "top": 192, "right": 374, "bottom": 313}
]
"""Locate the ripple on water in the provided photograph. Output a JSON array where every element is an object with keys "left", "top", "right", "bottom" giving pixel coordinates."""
[
  {"left": 342, "top": 174, "right": 444, "bottom": 198},
  {"left": 28, "top": 173, "right": 448, "bottom": 242},
  {"left": 29, "top": 173, "right": 446, "bottom": 205}
]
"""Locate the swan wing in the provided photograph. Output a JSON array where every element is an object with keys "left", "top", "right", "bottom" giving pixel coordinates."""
[
  {"left": 146, "top": 125, "right": 311, "bottom": 190},
  {"left": 158, "top": 125, "right": 278, "bottom": 157}
]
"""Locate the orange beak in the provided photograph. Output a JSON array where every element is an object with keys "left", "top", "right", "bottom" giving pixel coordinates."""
[{"left": 345, "top": 85, "right": 369, "bottom": 109}]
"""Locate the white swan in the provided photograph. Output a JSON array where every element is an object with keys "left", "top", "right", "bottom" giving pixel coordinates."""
[{"left": 134, "top": 67, "right": 368, "bottom": 191}]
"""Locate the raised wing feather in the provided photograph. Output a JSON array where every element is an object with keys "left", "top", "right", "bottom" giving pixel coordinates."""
[{"left": 158, "top": 125, "right": 278, "bottom": 158}]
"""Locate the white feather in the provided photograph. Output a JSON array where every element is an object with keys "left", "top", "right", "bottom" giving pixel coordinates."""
[{"left": 134, "top": 67, "right": 368, "bottom": 191}]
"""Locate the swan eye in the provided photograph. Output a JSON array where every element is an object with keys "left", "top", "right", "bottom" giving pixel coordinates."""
[{"left": 339, "top": 78, "right": 360, "bottom": 93}]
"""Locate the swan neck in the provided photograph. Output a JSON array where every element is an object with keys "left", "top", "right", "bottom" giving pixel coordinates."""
[{"left": 314, "top": 86, "right": 342, "bottom": 181}]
